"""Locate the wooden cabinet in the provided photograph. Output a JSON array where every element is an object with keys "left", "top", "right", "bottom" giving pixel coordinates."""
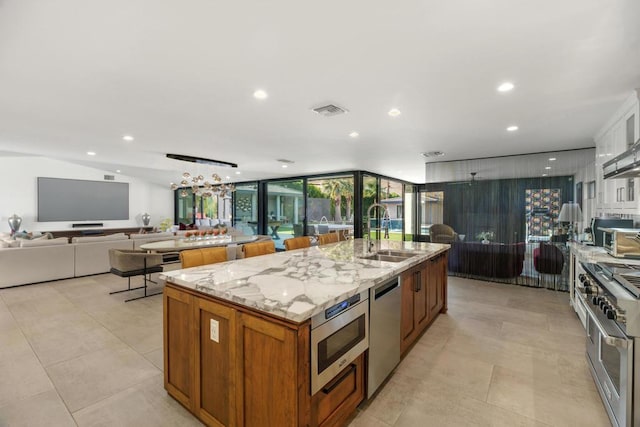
[
  {"left": 164, "top": 286, "right": 194, "bottom": 409},
  {"left": 310, "top": 353, "right": 365, "bottom": 427},
  {"left": 400, "top": 254, "right": 448, "bottom": 355},
  {"left": 165, "top": 282, "right": 365, "bottom": 427}
]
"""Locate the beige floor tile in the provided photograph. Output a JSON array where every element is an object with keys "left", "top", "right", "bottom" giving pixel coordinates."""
[
  {"left": 0, "top": 282, "right": 59, "bottom": 305},
  {"left": 20, "top": 311, "right": 123, "bottom": 366},
  {"left": 46, "top": 344, "right": 160, "bottom": 412},
  {"left": 395, "top": 395, "right": 550, "bottom": 427},
  {"left": 88, "top": 304, "right": 163, "bottom": 354},
  {"left": 486, "top": 365, "right": 610, "bottom": 426},
  {"left": 347, "top": 409, "right": 392, "bottom": 427},
  {"left": 73, "top": 374, "right": 202, "bottom": 427},
  {"left": 0, "top": 389, "right": 75, "bottom": 427},
  {"left": 396, "top": 347, "right": 495, "bottom": 401},
  {"left": 500, "top": 321, "right": 585, "bottom": 356},
  {"left": 546, "top": 314, "right": 585, "bottom": 337},
  {"left": 5, "top": 294, "right": 78, "bottom": 325},
  {"left": 143, "top": 347, "right": 164, "bottom": 371},
  {"left": 0, "top": 344, "right": 54, "bottom": 407},
  {"left": 0, "top": 298, "right": 17, "bottom": 332}
]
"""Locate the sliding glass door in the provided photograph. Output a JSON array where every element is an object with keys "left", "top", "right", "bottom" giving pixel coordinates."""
[{"left": 265, "top": 180, "right": 305, "bottom": 249}]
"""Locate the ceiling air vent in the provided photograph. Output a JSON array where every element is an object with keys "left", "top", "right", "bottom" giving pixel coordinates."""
[
  {"left": 422, "top": 151, "right": 445, "bottom": 158},
  {"left": 104, "top": 174, "right": 115, "bottom": 181},
  {"left": 312, "top": 104, "right": 349, "bottom": 117}
]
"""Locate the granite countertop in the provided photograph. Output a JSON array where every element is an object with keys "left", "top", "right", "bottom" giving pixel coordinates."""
[
  {"left": 160, "top": 239, "right": 450, "bottom": 323},
  {"left": 569, "top": 241, "right": 640, "bottom": 266}
]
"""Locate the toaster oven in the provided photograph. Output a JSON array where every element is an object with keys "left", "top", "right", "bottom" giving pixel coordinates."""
[{"left": 601, "top": 228, "right": 640, "bottom": 258}]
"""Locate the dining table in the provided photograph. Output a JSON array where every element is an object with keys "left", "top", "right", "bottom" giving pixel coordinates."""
[{"left": 139, "top": 235, "right": 258, "bottom": 252}]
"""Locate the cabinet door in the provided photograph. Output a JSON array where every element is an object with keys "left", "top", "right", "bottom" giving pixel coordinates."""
[
  {"left": 236, "top": 312, "right": 298, "bottom": 427},
  {"left": 163, "top": 286, "right": 195, "bottom": 409},
  {"left": 427, "top": 259, "right": 439, "bottom": 318},
  {"left": 311, "top": 352, "right": 365, "bottom": 427},
  {"left": 400, "top": 269, "right": 416, "bottom": 353},
  {"left": 414, "top": 268, "right": 428, "bottom": 330},
  {"left": 194, "top": 298, "right": 237, "bottom": 427}
]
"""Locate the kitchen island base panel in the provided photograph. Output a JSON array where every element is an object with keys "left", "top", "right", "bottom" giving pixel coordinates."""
[
  {"left": 164, "top": 283, "right": 313, "bottom": 427},
  {"left": 162, "top": 242, "right": 449, "bottom": 426}
]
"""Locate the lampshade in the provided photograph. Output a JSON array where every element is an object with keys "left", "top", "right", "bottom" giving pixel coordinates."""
[{"left": 558, "top": 202, "right": 583, "bottom": 222}]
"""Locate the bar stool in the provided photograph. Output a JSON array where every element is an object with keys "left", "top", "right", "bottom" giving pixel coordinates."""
[{"left": 108, "top": 249, "right": 164, "bottom": 302}]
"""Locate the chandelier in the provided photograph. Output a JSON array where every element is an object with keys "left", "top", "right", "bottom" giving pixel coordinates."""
[{"left": 170, "top": 173, "right": 236, "bottom": 198}]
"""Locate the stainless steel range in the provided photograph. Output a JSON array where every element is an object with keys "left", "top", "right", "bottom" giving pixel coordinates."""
[{"left": 579, "top": 262, "right": 640, "bottom": 427}]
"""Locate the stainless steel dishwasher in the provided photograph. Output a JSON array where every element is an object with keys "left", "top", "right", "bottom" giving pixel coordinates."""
[{"left": 368, "top": 275, "right": 401, "bottom": 398}]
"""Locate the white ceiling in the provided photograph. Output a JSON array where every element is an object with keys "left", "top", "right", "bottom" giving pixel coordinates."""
[{"left": 1, "top": 0, "right": 639, "bottom": 186}]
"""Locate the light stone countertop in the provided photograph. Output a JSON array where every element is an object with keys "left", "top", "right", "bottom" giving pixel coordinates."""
[
  {"left": 160, "top": 239, "right": 450, "bottom": 323},
  {"left": 569, "top": 241, "right": 640, "bottom": 266}
]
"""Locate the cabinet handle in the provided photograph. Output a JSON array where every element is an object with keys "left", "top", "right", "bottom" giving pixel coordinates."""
[{"left": 322, "top": 364, "right": 356, "bottom": 394}]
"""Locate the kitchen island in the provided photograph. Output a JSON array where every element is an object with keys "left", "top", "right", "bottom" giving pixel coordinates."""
[{"left": 161, "top": 239, "right": 449, "bottom": 427}]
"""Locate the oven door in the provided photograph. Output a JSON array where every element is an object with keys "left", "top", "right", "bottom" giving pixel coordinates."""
[
  {"left": 585, "top": 304, "right": 633, "bottom": 427},
  {"left": 310, "top": 300, "right": 369, "bottom": 395}
]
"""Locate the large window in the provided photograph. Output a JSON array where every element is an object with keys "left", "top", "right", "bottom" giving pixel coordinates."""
[
  {"left": 266, "top": 180, "right": 305, "bottom": 249},
  {"left": 307, "top": 175, "right": 355, "bottom": 240},
  {"left": 233, "top": 183, "right": 258, "bottom": 236}
]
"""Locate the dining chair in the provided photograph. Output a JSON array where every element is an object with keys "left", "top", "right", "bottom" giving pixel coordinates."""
[
  {"left": 284, "top": 236, "right": 312, "bottom": 251},
  {"left": 108, "top": 249, "right": 164, "bottom": 302},
  {"left": 317, "top": 224, "right": 330, "bottom": 235},
  {"left": 318, "top": 233, "right": 340, "bottom": 245},
  {"left": 180, "top": 247, "right": 228, "bottom": 268},
  {"left": 533, "top": 242, "right": 565, "bottom": 289},
  {"left": 242, "top": 240, "right": 276, "bottom": 258}
]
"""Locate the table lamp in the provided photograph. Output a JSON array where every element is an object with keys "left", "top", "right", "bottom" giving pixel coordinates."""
[{"left": 558, "top": 202, "right": 583, "bottom": 241}]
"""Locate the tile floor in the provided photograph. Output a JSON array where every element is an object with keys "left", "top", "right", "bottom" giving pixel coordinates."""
[{"left": 0, "top": 274, "right": 610, "bottom": 426}]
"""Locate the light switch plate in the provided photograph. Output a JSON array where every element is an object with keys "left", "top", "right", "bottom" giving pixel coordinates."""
[{"left": 210, "top": 319, "right": 219, "bottom": 343}]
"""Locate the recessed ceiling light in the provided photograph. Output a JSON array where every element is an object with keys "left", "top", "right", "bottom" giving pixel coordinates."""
[
  {"left": 506, "top": 125, "right": 519, "bottom": 132},
  {"left": 542, "top": 173, "right": 548, "bottom": 177},
  {"left": 388, "top": 108, "right": 401, "bottom": 117},
  {"left": 225, "top": 176, "right": 230, "bottom": 180},
  {"left": 116, "top": 169, "right": 121, "bottom": 173},
  {"left": 122, "top": 135, "right": 134, "bottom": 142},
  {"left": 87, "top": 151, "right": 96, "bottom": 156},
  {"left": 349, "top": 131, "right": 359, "bottom": 138},
  {"left": 545, "top": 166, "right": 552, "bottom": 170},
  {"left": 548, "top": 157, "right": 556, "bottom": 161},
  {"left": 235, "top": 171, "right": 241, "bottom": 175},
  {"left": 282, "top": 164, "right": 288, "bottom": 168},
  {"left": 497, "top": 82, "right": 515, "bottom": 92},
  {"left": 253, "top": 89, "right": 268, "bottom": 100}
]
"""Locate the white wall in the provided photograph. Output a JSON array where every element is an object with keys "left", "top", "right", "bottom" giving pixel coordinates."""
[{"left": 0, "top": 156, "right": 174, "bottom": 233}]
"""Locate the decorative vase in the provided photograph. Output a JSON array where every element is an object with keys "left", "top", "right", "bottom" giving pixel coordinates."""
[
  {"left": 8, "top": 214, "right": 22, "bottom": 235},
  {"left": 142, "top": 213, "right": 151, "bottom": 226}
]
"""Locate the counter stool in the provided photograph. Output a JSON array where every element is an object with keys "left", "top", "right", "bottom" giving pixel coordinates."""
[{"left": 108, "top": 249, "right": 164, "bottom": 302}]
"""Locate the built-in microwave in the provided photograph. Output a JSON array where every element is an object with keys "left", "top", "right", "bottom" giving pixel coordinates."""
[
  {"left": 601, "top": 228, "right": 640, "bottom": 258},
  {"left": 310, "top": 290, "right": 369, "bottom": 396}
]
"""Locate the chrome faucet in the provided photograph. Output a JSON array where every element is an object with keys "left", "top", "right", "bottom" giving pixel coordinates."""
[{"left": 365, "top": 203, "right": 391, "bottom": 252}]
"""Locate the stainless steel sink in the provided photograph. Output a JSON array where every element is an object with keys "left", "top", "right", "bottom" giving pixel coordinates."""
[
  {"left": 374, "top": 250, "right": 417, "bottom": 258},
  {"left": 360, "top": 253, "right": 414, "bottom": 262}
]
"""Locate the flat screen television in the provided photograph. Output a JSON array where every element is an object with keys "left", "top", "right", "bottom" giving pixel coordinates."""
[{"left": 37, "top": 177, "right": 129, "bottom": 222}]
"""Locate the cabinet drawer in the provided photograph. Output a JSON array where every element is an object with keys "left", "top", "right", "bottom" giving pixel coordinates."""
[{"left": 311, "top": 352, "right": 365, "bottom": 427}]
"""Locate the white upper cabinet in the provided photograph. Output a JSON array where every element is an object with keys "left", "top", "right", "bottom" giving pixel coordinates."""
[{"left": 594, "top": 90, "right": 640, "bottom": 213}]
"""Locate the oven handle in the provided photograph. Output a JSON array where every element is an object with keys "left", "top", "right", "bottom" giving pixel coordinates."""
[{"left": 583, "top": 299, "right": 629, "bottom": 349}]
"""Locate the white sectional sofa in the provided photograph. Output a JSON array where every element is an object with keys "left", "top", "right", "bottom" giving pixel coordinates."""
[
  {"left": 0, "top": 230, "right": 265, "bottom": 288},
  {"left": 0, "top": 238, "right": 75, "bottom": 288},
  {"left": 72, "top": 233, "right": 133, "bottom": 277}
]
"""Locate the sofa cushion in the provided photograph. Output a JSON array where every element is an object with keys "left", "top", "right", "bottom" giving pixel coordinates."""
[
  {"left": 71, "top": 233, "right": 128, "bottom": 243},
  {"left": 20, "top": 237, "right": 69, "bottom": 247}
]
